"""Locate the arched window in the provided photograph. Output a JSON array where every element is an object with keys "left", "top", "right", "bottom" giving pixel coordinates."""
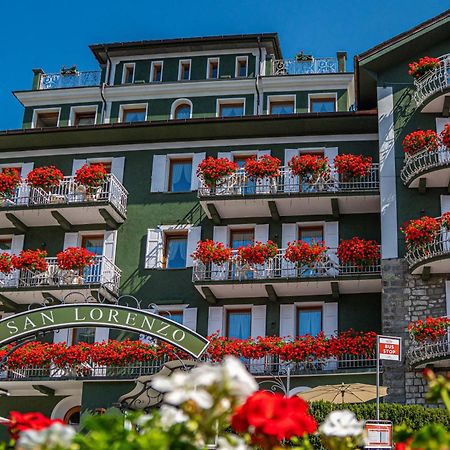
[{"left": 171, "top": 99, "right": 193, "bottom": 120}]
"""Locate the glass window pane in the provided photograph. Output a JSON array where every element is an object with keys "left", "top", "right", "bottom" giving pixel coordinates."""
[
  {"left": 227, "top": 311, "right": 251, "bottom": 339},
  {"left": 270, "top": 102, "right": 294, "bottom": 114},
  {"left": 175, "top": 105, "right": 191, "bottom": 120},
  {"left": 75, "top": 113, "right": 95, "bottom": 126},
  {"left": 166, "top": 237, "right": 187, "bottom": 269},
  {"left": 162, "top": 311, "right": 184, "bottom": 324},
  {"left": 211, "top": 64, "right": 218, "bottom": 78},
  {"left": 169, "top": 160, "right": 192, "bottom": 192},
  {"left": 231, "top": 230, "right": 254, "bottom": 249},
  {"left": 72, "top": 327, "right": 96, "bottom": 344},
  {"left": 299, "top": 227, "right": 323, "bottom": 244},
  {"left": 310, "top": 99, "right": 336, "bottom": 113},
  {"left": 0, "top": 240, "right": 12, "bottom": 252},
  {"left": 82, "top": 236, "right": 104, "bottom": 255},
  {"left": 36, "top": 113, "right": 59, "bottom": 128},
  {"left": 298, "top": 309, "right": 322, "bottom": 336},
  {"left": 220, "top": 104, "right": 244, "bottom": 117},
  {"left": 123, "top": 109, "right": 146, "bottom": 122}
]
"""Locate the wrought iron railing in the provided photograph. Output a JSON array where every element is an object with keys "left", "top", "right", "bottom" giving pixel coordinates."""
[
  {"left": 408, "top": 332, "right": 450, "bottom": 367},
  {"left": 272, "top": 58, "right": 338, "bottom": 75},
  {"left": 405, "top": 227, "right": 450, "bottom": 269},
  {"left": 198, "top": 164, "right": 379, "bottom": 198},
  {"left": 401, "top": 145, "right": 450, "bottom": 185},
  {"left": 192, "top": 248, "right": 381, "bottom": 282},
  {"left": 413, "top": 54, "right": 450, "bottom": 107},
  {"left": 0, "top": 256, "right": 121, "bottom": 294},
  {"left": 0, "top": 353, "right": 376, "bottom": 381},
  {"left": 39, "top": 71, "right": 101, "bottom": 90},
  {"left": 0, "top": 174, "right": 128, "bottom": 217}
]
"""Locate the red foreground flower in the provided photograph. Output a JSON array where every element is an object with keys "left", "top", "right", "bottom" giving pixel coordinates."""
[
  {"left": 26, "top": 166, "right": 64, "bottom": 191},
  {"left": 408, "top": 56, "right": 441, "bottom": 79},
  {"left": 231, "top": 391, "right": 317, "bottom": 449},
  {"left": 7, "top": 411, "right": 63, "bottom": 441},
  {"left": 245, "top": 155, "right": 281, "bottom": 180}
]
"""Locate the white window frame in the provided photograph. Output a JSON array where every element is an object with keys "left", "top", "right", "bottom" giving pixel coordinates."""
[
  {"left": 294, "top": 301, "right": 325, "bottom": 335},
  {"left": 150, "top": 61, "right": 164, "bottom": 82},
  {"left": 308, "top": 92, "right": 338, "bottom": 113},
  {"left": 121, "top": 62, "right": 136, "bottom": 84},
  {"left": 178, "top": 59, "right": 192, "bottom": 81},
  {"left": 235, "top": 56, "right": 249, "bottom": 78},
  {"left": 206, "top": 57, "right": 220, "bottom": 79},
  {"left": 267, "top": 94, "right": 296, "bottom": 115},
  {"left": 68, "top": 105, "right": 98, "bottom": 127},
  {"left": 118, "top": 103, "right": 148, "bottom": 123},
  {"left": 170, "top": 98, "right": 193, "bottom": 120},
  {"left": 216, "top": 98, "right": 246, "bottom": 118},
  {"left": 160, "top": 224, "right": 191, "bottom": 269},
  {"left": 31, "top": 107, "right": 61, "bottom": 129}
]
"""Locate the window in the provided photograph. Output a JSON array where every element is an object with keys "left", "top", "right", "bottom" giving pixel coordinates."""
[
  {"left": 218, "top": 101, "right": 245, "bottom": 117},
  {"left": 121, "top": 107, "right": 146, "bottom": 123},
  {"left": 89, "top": 160, "right": 111, "bottom": 173},
  {"left": 163, "top": 232, "right": 188, "bottom": 269},
  {"left": 226, "top": 309, "right": 251, "bottom": 339},
  {"left": 297, "top": 307, "right": 322, "bottom": 336},
  {"left": 236, "top": 57, "right": 248, "bottom": 77},
  {"left": 174, "top": 103, "right": 191, "bottom": 120},
  {"left": 35, "top": 111, "right": 59, "bottom": 128},
  {"left": 160, "top": 310, "right": 184, "bottom": 324},
  {"left": 207, "top": 58, "right": 219, "bottom": 79},
  {"left": 269, "top": 100, "right": 295, "bottom": 115},
  {"left": 230, "top": 229, "right": 254, "bottom": 249},
  {"left": 0, "top": 239, "right": 12, "bottom": 253},
  {"left": 168, "top": 158, "right": 192, "bottom": 192},
  {"left": 309, "top": 96, "right": 337, "bottom": 113},
  {"left": 151, "top": 62, "right": 163, "bottom": 82},
  {"left": 64, "top": 406, "right": 81, "bottom": 427},
  {"left": 178, "top": 60, "right": 191, "bottom": 81},
  {"left": 122, "top": 64, "right": 135, "bottom": 84},
  {"left": 74, "top": 111, "right": 96, "bottom": 126},
  {"left": 81, "top": 235, "right": 104, "bottom": 255},
  {"left": 299, "top": 226, "right": 323, "bottom": 243},
  {"left": 72, "top": 328, "right": 96, "bottom": 345}
]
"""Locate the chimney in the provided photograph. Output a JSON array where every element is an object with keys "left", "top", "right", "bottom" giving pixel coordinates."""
[{"left": 336, "top": 52, "right": 347, "bottom": 72}]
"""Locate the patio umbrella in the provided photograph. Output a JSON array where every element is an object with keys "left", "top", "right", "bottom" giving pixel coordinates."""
[{"left": 298, "top": 383, "right": 388, "bottom": 404}]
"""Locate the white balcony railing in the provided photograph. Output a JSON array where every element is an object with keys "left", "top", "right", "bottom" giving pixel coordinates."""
[
  {"left": 401, "top": 145, "right": 450, "bottom": 185},
  {"left": 408, "top": 328, "right": 450, "bottom": 367},
  {"left": 193, "top": 248, "right": 381, "bottom": 282},
  {"left": 405, "top": 227, "right": 450, "bottom": 270},
  {"left": 0, "top": 174, "right": 128, "bottom": 217},
  {"left": 198, "top": 164, "right": 379, "bottom": 198},
  {"left": 0, "top": 255, "right": 121, "bottom": 295},
  {"left": 39, "top": 71, "right": 101, "bottom": 90},
  {"left": 413, "top": 54, "right": 450, "bottom": 107},
  {"left": 272, "top": 58, "right": 338, "bottom": 76}
]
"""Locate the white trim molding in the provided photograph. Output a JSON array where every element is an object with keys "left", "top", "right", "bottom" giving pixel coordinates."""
[
  {"left": 68, "top": 105, "right": 98, "bottom": 127},
  {"left": 307, "top": 92, "right": 338, "bottom": 113},
  {"left": 235, "top": 56, "right": 249, "bottom": 78},
  {"left": 170, "top": 98, "right": 193, "bottom": 120},
  {"left": 206, "top": 57, "right": 220, "bottom": 80},
  {"left": 267, "top": 94, "right": 296, "bottom": 114},
  {"left": 216, "top": 97, "right": 246, "bottom": 117},
  {"left": 178, "top": 59, "right": 192, "bottom": 81},
  {"left": 121, "top": 62, "right": 136, "bottom": 84},
  {"left": 31, "top": 107, "right": 61, "bottom": 129},
  {"left": 150, "top": 61, "right": 164, "bottom": 83},
  {"left": 118, "top": 103, "right": 148, "bottom": 123}
]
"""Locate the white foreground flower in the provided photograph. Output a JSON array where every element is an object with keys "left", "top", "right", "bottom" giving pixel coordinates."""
[
  {"left": 17, "top": 423, "right": 76, "bottom": 450},
  {"left": 216, "top": 435, "right": 249, "bottom": 449},
  {"left": 319, "top": 410, "right": 364, "bottom": 438},
  {"left": 159, "top": 405, "right": 189, "bottom": 428},
  {"left": 221, "top": 356, "right": 258, "bottom": 399}
]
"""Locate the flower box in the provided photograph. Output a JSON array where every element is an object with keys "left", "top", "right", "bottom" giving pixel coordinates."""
[
  {"left": 26, "top": 166, "right": 64, "bottom": 191},
  {"left": 334, "top": 154, "right": 372, "bottom": 181},
  {"left": 244, "top": 154, "right": 281, "bottom": 180},
  {"left": 284, "top": 240, "right": 327, "bottom": 266},
  {"left": 408, "top": 56, "right": 441, "bottom": 79},
  {"left": 196, "top": 157, "right": 238, "bottom": 187},
  {"left": 336, "top": 237, "right": 380, "bottom": 267},
  {"left": 12, "top": 249, "right": 48, "bottom": 272},
  {"left": 192, "top": 240, "right": 232, "bottom": 265},
  {"left": 402, "top": 130, "right": 439, "bottom": 156},
  {"left": 237, "top": 241, "right": 278, "bottom": 265}
]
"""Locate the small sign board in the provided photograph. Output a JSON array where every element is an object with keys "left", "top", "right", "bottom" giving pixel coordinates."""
[
  {"left": 378, "top": 335, "right": 402, "bottom": 361},
  {"left": 364, "top": 421, "right": 392, "bottom": 449}
]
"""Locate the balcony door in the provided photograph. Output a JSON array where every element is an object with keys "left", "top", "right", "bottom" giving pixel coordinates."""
[
  {"left": 233, "top": 155, "right": 256, "bottom": 194},
  {"left": 230, "top": 229, "right": 254, "bottom": 279},
  {"left": 298, "top": 226, "right": 324, "bottom": 276},
  {"left": 81, "top": 235, "right": 104, "bottom": 283},
  {"left": 226, "top": 309, "right": 251, "bottom": 339}
]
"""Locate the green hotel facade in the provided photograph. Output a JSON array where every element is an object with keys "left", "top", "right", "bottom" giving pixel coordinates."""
[{"left": 0, "top": 9, "right": 449, "bottom": 428}]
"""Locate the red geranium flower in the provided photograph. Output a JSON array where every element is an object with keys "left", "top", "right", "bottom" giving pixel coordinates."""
[
  {"left": 284, "top": 240, "right": 326, "bottom": 265},
  {"left": 401, "top": 216, "right": 441, "bottom": 248},
  {"left": 408, "top": 316, "right": 450, "bottom": 342},
  {"left": 197, "top": 157, "right": 238, "bottom": 187},
  {"left": 245, "top": 155, "right": 281, "bottom": 180},
  {"left": 337, "top": 237, "right": 380, "bottom": 267},
  {"left": 238, "top": 241, "right": 278, "bottom": 265},
  {"left": 402, "top": 130, "right": 439, "bottom": 156},
  {"left": 57, "top": 246, "right": 95, "bottom": 271},
  {"left": 440, "top": 123, "right": 450, "bottom": 149},
  {"left": 7, "top": 411, "right": 63, "bottom": 441},
  {"left": 12, "top": 249, "right": 48, "bottom": 272},
  {"left": 75, "top": 163, "right": 107, "bottom": 189},
  {"left": 0, "top": 253, "right": 13, "bottom": 274},
  {"left": 26, "top": 166, "right": 64, "bottom": 191},
  {"left": 408, "top": 56, "right": 441, "bottom": 79},
  {"left": 0, "top": 168, "right": 21, "bottom": 197},
  {"left": 334, "top": 154, "right": 372, "bottom": 181},
  {"left": 288, "top": 154, "right": 329, "bottom": 179},
  {"left": 191, "top": 240, "right": 232, "bottom": 265}
]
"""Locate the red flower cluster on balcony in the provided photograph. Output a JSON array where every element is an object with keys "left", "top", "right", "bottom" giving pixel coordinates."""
[
  {"left": 12, "top": 249, "right": 48, "bottom": 272},
  {"left": 0, "top": 252, "right": 13, "bottom": 274},
  {"left": 231, "top": 391, "right": 317, "bottom": 449},
  {"left": 192, "top": 240, "right": 233, "bottom": 265},
  {"left": 401, "top": 216, "right": 441, "bottom": 247},
  {"left": 441, "top": 123, "right": 450, "bottom": 148},
  {"left": 284, "top": 240, "right": 326, "bottom": 266},
  {"left": 408, "top": 316, "right": 450, "bottom": 342},
  {"left": 196, "top": 157, "right": 238, "bottom": 187},
  {"left": 440, "top": 212, "right": 450, "bottom": 230},
  {"left": 75, "top": 163, "right": 107, "bottom": 189},
  {"left": 408, "top": 56, "right": 441, "bottom": 79},
  {"left": 0, "top": 168, "right": 21, "bottom": 198},
  {"left": 334, "top": 154, "right": 372, "bottom": 181},
  {"left": 7, "top": 411, "right": 63, "bottom": 441},
  {"left": 288, "top": 154, "right": 329, "bottom": 179},
  {"left": 244, "top": 155, "right": 281, "bottom": 180},
  {"left": 237, "top": 240, "right": 278, "bottom": 265},
  {"left": 402, "top": 130, "right": 439, "bottom": 156},
  {"left": 57, "top": 246, "right": 95, "bottom": 271},
  {"left": 337, "top": 237, "right": 380, "bottom": 267},
  {"left": 26, "top": 166, "right": 64, "bottom": 191}
]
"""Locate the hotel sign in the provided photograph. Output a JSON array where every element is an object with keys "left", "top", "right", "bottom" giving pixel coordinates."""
[{"left": 0, "top": 304, "right": 209, "bottom": 358}]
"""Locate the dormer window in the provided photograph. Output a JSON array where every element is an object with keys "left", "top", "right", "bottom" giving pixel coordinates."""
[
  {"left": 33, "top": 109, "right": 60, "bottom": 128},
  {"left": 74, "top": 111, "right": 96, "bottom": 126},
  {"left": 122, "top": 63, "right": 135, "bottom": 84},
  {"left": 235, "top": 56, "right": 248, "bottom": 77},
  {"left": 178, "top": 60, "right": 191, "bottom": 81},
  {"left": 151, "top": 62, "right": 163, "bottom": 82},
  {"left": 309, "top": 94, "right": 337, "bottom": 113},
  {"left": 207, "top": 58, "right": 219, "bottom": 79}
]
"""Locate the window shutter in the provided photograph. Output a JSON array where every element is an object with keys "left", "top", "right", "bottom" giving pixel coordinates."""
[
  {"left": 53, "top": 329, "right": 70, "bottom": 345},
  {"left": 183, "top": 308, "right": 198, "bottom": 331},
  {"left": 11, "top": 235, "right": 25, "bottom": 256},
  {"left": 186, "top": 226, "right": 201, "bottom": 267},
  {"left": 440, "top": 195, "right": 450, "bottom": 214},
  {"left": 254, "top": 224, "right": 269, "bottom": 243},
  {"left": 279, "top": 304, "right": 295, "bottom": 338},
  {"left": 20, "top": 163, "right": 34, "bottom": 178},
  {"left": 217, "top": 152, "right": 232, "bottom": 160},
  {"left": 282, "top": 223, "right": 296, "bottom": 247},
  {"left": 18, "top": 163, "right": 34, "bottom": 205},
  {"left": 257, "top": 150, "right": 271, "bottom": 158},
  {"left": 325, "top": 147, "right": 338, "bottom": 165},
  {"left": 323, "top": 302, "right": 338, "bottom": 337},
  {"left": 145, "top": 228, "right": 163, "bottom": 269},
  {"left": 324, "top": 221, "right": 339, "bottom": 273},
  {"left": 72, "top": 159, "right": 87, "bottom": 175},
  {"left": 284, "top": 149, "right": 298, "bottom": 165},
  {"left": 251, "top": 305, "right": 266, "bottom": 338},
  {"left": 63, "top": 232, "right": 79, "bottom": 250},
  {"left": 103, "top": 230, "right": 117, "bottom": 262},
  {"left": 111, "top": 157, "right": 126, "bottom": 183},
  {"left": 150, "top": 155, "right": 168, "bottom": 192},
  {"left": 191, "top": 152, "right": 206, "bottom": 190},
  {"left": 284, "top": 149, "right": 299, "bottom": 193},
  {"left": 207, "top": 306, "right": 224, "bottom": 336},
  {"left": 95, "top": 327, "right": 110, "bottom": 343},
  {"left": 213, "top": 226, "right": 228, "bottom": 244}
]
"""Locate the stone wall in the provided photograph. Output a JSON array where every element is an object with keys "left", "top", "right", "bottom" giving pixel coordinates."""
[{"left": 381, "top": 258, "right": 448, "bottom": 404}]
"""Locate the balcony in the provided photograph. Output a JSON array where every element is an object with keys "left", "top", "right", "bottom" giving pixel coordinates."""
[
  {"left": 38, "top": 71, "right": 101, "bottom": 90},
  {"left": 406, "top": 228, "right": 450, "bottom": 275},
  {"left": 0, "top": 255, "right": 121, "bottom": 305},
  {"left": 0, "top": 174, "right": 127, "bottom": 229},
  {"left": 193, "top": 248, "right": 381, "bottom": 300},
  {"left": 401, "top": 145, "right": 450, "bottom": 188},
  {"left": 408, "top": 334, "right": 450, "bottom": 369},
  {"left": 272, "top": 58, "right": 338, "bottom": 76},
  {"left": 413, "top": 54, "right": 450, "bottom": 111},
  {"left": 198, "top": 165, "right": 379, "bottom": 220}
]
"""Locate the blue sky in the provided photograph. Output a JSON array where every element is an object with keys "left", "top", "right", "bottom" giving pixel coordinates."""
[{"left": 0, "top": 0, "right": 447, "bottom": 130}]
